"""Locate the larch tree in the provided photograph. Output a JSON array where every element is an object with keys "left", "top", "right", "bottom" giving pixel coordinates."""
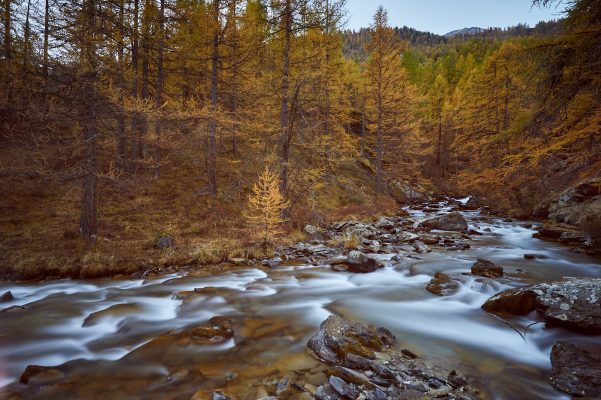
[
  {"left": 244, "top": 166, "right": 290, "bottom": 247},
  {"left": 365, "top": 6, "right": 414, "bottom": 195}
]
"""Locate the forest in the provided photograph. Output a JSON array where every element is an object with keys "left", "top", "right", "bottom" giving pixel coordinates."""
[
  {"left": 1, "top": 0, "right": 601, "bottom": 399},
  {"left": 0, "top": 0, "right": 599, "bottom": 278}
]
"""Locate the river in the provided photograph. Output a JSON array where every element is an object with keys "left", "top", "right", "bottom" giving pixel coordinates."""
[{"left": 1, "top": 202, "right": 600, "bottom": 399}]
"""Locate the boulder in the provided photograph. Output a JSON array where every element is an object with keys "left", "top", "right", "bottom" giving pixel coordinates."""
[
  {"left": 535, "top": 279, "right": 601, "bottom": 333},
  {"left": 420, "top": 212, "right": 468, "bottom": 232},
  {"left": 470, "top": 259, "right": 503, "bottom": 278},
  {"left": 549, "top": 342, "right": 601, "bottom": 398},
  {"left": 481, "top": 287, "right": 538, "bottom": 315},
  {"left": 157, "top": 234, "right": 174, "bottom": 250},
  {"left": 482, "top": 278, "right": 601, "bottom": 333},
  {"left": 330, "top": 251, "right": 383, "bottom": 274},
  {"left": 306, "top": 316, "right": 478, "bottom": 400},
  {"left": 307, "top": 315, "right": 395, "bottom": 364},
  {"left": 426, "top": 273, "right": 460, "bottom": 296}
]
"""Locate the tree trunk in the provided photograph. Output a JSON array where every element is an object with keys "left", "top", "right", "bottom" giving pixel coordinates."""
[
  {"left": 3, "top": 0, "right": 10, "bottom": 60},
  {"left": 375, "top": 24, "right": 383, "bottom": 196},
  {"left": 230, "top": 0, "right": 239, "bottom": 157},
  {"left": 139, "top": 0, "right": 151, "bottom": 159},
  {"left": 154, "top": 0, "right": 165, "bottom": 178},
  {"left": 207, "top": 0, "right": 219, "bottom": 197},
  {"left": 130, "top": 0, "right": 140, "bottom": 163},
  {"left": 43, "top": 0, "right": 49, "bottom": 77},
  {"left": 323, "top": 0, "right": 331, "bottom": 155},
  {"left": 436, "top": 98, "right": 442, "bottom": 166},
  {"left": 80, "top": 0, "right": 98, "bottom": 248},
  {"left": 504, "top": 65, "right": 510, "bottom": 130},
  {"left": 116, "top": 0, "right": 127, "bottom": 168},
  {"left": 20, "top": 0, "right": 31, "bottom": 108},
  {"left": 279, "top": 0, "right": 291, "bottom": 196}
]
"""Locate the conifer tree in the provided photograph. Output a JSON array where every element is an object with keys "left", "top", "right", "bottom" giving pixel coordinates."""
[{"left": 244, "top": 166, "right": 290, "bottom": 247}]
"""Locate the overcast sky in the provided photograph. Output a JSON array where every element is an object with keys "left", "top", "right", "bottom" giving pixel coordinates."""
[{"left": 344, "top": 0, "right": 568, "bottom": 35}]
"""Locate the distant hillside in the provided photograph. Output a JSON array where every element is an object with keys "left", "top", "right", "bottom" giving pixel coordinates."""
[
  {"left": 342, "top": 20, "right": 563, "bottom": 60},
  {"left": 444, "top": 27, "right": 484, "bottom": 37},
  {"left": 343, "top": 26, "right": 446, "bottom": 60}
]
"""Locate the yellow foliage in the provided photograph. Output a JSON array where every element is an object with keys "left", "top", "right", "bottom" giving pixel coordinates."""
[{"left": 244, "top": 167, "right": 290, "bottom": 246}]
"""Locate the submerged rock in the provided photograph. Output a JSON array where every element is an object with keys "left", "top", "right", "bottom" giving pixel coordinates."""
[
  {"left": 471, "top": 259, "right": 503, "bottom": 278},
  {"left": 20, "top": 365, "right": 64, "bottom": 385},
  {"left": 420, "top": 212, "right": 468, "bottom": 232},
  {"left": 482, "top": 278, "right": 601, "bottom": 333},
  {"left": 426, "top": 272, "right": 460, "bottom": 296},
  {"left": 550, "top": 341, "right": 601, "bottom": 398},
  {"left": 1, "top": 290, "right": 14, "bottom": 302}
]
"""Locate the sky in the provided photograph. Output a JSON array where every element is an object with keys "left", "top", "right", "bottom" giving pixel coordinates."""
[{"left": 344, "top": 0, "right": 568, "bottom": 35}]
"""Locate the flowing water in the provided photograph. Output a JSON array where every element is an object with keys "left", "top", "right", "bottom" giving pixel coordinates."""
[{"left": 1, "top": 205, "right": 601, "bottom": 399}]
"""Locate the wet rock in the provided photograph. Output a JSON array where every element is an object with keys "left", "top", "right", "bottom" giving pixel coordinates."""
[
  {"left": 448, "top": 370, "right": 469, "bottom": 388},
  {"left": 549, "top": 341, "right": 601, "bottom": 398},
  {"left": 306, "top": 316, "right": 478, "bottom": 400},
  {"left": 329, "top": 375, "right": 359, "bottom": 399},
  {"left": 483, "top": 278, "right": 601, "bottom": 333},
  {"left": 419, "top": 235, "right": 439, "bottom": 245},
  {"left": 420, "top": 212, "right": 468, "bottom": 232},
  {"left": 156, "top": 234, "right": 174, "bottom": 250},
  {"left": 191, "top": 318, "right": 234, "bottom": 344},
  {"left": 82, "top": 303, "right": 142, "bottom": 327},
  {"left": 413, "top": 241, "right": 431, "bottom": 254},
  {"left": 427, "top": 272, "right": 460, "bottom": 296},
  {"left": 1, "top": 290, "right": 13, "bottom": 302},
  {"left": 315, "top": 384, "right": 342, "bottom": 400},
  {"left": 523, "top": 253, "right": 548, "bottom": 260},
  {"left": 471, "top": 259, "right": 503, "bottom": 278},
  {"left": 481, "top": 287, "right": 538, "bottom": 315},
  {"left": 20, "top": 365, "right": 64, "bottom": 385},
  {"left": 330, "top": 251, "right": 383, "bottom": 274},
  {"left": 262, "top": 257, "right": 282, "bottom": 268},
  {"left": 396, "top": 231, "right": 420, "bottom": 243},
  {"left": 307, "top": 315, "right": 395, "bottom": 364},
  {"left": 374, "top": 217, "right": 394, "bottom": 230},
  {"left": 534, "top": 223, "right": 585, "bottom": 244},
  {"left": 212, "top": 391, "right": 231, "bottom": 400}
]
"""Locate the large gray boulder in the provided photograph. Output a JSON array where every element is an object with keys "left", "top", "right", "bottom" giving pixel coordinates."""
[
  {"left": 420, "top": 212, "right": 468, "bottom": 232},
  {"left": 482, "top": 278, "right": 601, "bottom": 333},
  {"left": 550, "top": 341, "right": 601, "bottom": 398}
]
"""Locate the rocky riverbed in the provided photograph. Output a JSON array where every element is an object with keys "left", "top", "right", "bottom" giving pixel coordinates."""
[{"left": 1, "top": 198, "right": 600, "bottom": 399}]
